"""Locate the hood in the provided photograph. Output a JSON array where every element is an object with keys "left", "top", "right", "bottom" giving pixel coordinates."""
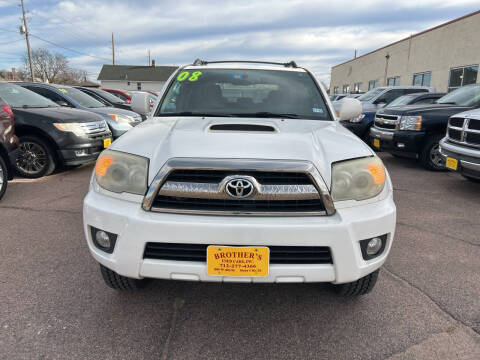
[
  {"left": 88, "top": 106, "right": 141, "bottom": 118},
  {"left": 11, "top": 106, "right": 105, "bottom": 123},
  {"left": 110, "top": 117, "right": 374, "bottom": 188},
  {"left": 451, "top": 108, "right": 480, "bottom": 120},
  {"left": 377, "top": 103, "right": 471, "bottom": 116}
]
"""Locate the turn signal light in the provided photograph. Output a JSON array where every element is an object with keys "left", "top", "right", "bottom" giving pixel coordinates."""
[
  {"left": 367, "top": 163, "right": 386, "bottom": 185},
  {"left": 95, "top": 155, "right": 114, "bottom": 176}
]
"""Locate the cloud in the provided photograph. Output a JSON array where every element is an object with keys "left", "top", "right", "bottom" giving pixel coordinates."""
[{"left": 0, "top": 0, "right": 478, "bottom": 84}]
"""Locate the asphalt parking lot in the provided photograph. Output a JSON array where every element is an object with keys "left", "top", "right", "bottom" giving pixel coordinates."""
[{"left": 1, "top": 153, "right": 479, "bottom": 360}]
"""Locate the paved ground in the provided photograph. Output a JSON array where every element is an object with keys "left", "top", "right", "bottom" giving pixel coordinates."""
[{"left": 1, "top": 153, "right": 479, "bottom": 360}]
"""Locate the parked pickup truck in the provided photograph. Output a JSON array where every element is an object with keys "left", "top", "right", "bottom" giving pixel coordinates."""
[
  {"left": 440, "top": 109, "right": 480, "bottom": 182},
  {"left": 83, "top": 60, "right": 396, "bottom": 296},
  {"left": 370, "top": 84, "right": 480, "bottom": 170}
]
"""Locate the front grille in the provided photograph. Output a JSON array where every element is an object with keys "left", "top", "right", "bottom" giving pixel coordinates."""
[
  {"left": 374, "top": 114, "right": 399, "bottom": 130},
  {"left": 81, "top": 121, "right": 109, "bottom": 135},
  {"left": 165, "top": 170, "right": 312, "bottom": 185},
  {"left": 449, "top": 117, "right": 464, "bottom": 128},
  {"left": 448, "top": 128, "right": 462, "bottom": 141},
  {"left": 144, "top": 243, "right": 333, "bottom": 264},
  {"left": 447, "top": 117, "right": 480, "bottom": 147},
  {"left": 153, "top": 196, "right": 325, "bottom": 213}
]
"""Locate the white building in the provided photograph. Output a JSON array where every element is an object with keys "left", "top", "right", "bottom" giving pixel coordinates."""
[{"left": 97, "top": 63, "right": 178, "bottom": 91}]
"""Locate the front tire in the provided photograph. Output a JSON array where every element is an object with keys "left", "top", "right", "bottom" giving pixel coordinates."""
[
  {"left": 100, "top": 264, "right": 149, "bottom": 291},
  {"left": 0, "top": 156, "right": 8, "bottom": 200},
  {"left": 334, "top": 269, "right": 380, "bottom": 296},
  {"left": 15, "top": 135, "right": 56, "bottom": 178},
  {"left": 419, "top": 135, "right": 446, "bottom": 171}
]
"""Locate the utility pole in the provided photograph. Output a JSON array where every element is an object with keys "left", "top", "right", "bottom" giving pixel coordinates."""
[
  {"left": 111, "top": 33, "right": 115, "bottom": 65},
  {"left": 148, "top": 50, "right": 150, "bottom": 66},
  {"left": 20, "top": 0, "right": 34, "bottom": 81}
]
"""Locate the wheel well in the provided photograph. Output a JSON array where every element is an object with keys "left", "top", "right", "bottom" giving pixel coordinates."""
[
  {"left": 0, "top": 144, "right": 14, "bottom": 180},
  {"left": 15, "top": 126, "right": 59, "bottom": 151}
]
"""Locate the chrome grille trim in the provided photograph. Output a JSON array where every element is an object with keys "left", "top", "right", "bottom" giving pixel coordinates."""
[
  {"left": 81, "top": 121, "right": 109, "bottom": 135},
  {"left": 159, "top": 181, "right": 320, "bottom": 200},
  {"left": 447, "top": 117, "right": 480, "bottom": 148},
  {"left": 374, "top": 114, "right": 400, "bottom": 130},
  {"left": 142, "top": 158, "right": 335, "bottom": 216}
]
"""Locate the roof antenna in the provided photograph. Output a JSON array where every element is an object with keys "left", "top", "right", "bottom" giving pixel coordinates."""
[{"left": 193, "top": 59, "right": 207, "bottom": 66}]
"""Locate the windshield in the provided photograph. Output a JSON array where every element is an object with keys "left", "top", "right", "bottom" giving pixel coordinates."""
[
  {"left": 437, "top": 85, "right": 480, "bottom": 106},
  {"left": 0, "top": 83, "right": 57, "bottom": 108},
  {"left": 387, "top": 95, "right": 415, "bottom": 107},
  {"left": 158, "top": 68, "right": 330, "bottom": 120},
  {"left": 357, "top": 88, "right": 384, "bottom": 102},
  {"left": 56, "top": 86, "right": 105, "bottom": 108}
]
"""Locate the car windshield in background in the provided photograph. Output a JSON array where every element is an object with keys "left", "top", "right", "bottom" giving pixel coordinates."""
[
  {"left": 94, "top": 89, "right": 126, "bottom": 104},
  {"left": 436, "top": 85, "right": 480, "bottom": 106},
  {"left": 56, "top": 86, "right": 106, "bottom": 108},
  {"left": 387, "top": 95, "right": 415, "bottom": 107},
  {"left": 357, "top": 88, "right": 384, "bottom": 102},
  {"left": 158, "top": 69, "right": 331, "bottom": 120},
  {"left": 0, "top": 83, "right": 57, "bottom": 108}
]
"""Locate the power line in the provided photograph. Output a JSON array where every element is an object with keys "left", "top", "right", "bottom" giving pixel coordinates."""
[
  {"left": 0, "top": 38, "right": 24, "bottom": 46},
  {"left": 29, "top": 33, "right": 112, "bottom": 62}
]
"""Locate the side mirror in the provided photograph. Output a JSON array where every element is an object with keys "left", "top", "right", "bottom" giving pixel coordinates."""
[
  {"left": 56, "top": 101, "right": 70, "bottom": 107},
  {"left": 338, "top": 98, "right": 362, "bottom": 121},
  {"left": 130, "top": 92, "right": 151, "bottom": 116}
]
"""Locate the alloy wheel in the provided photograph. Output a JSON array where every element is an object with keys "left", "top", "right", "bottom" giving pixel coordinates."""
[
  {"left": 429, "top": 143, "right": 444, "bottom": 168},
  {"left": 16, "top": 142, "right": 48, "bottom": 176}
]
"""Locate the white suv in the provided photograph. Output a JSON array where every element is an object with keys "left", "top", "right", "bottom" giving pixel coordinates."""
[{"left": 83, "top": 60, "right": 396, "bottom": 296}]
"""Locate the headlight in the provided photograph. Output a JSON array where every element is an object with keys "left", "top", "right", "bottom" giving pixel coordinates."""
[
  {"left": 53, "top": 122, "right": 87, "bottom": 136},
  {"left": 331, "top": 157, "right": 386, "bottom": 201},
  {"left": 108, "top": 114, "right": 134, "bottom": 124},
  {"left": 350, "top": 114, "right": 365, "bottom": 123},
  {"left": 399, "top": 115, "right": 422, "bottom": 130},
  {"left": 95, "top": 150, "right": 148, "bottom": 195}
]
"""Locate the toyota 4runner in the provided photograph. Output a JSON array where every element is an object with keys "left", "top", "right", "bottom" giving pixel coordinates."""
[{"left": 83, "top": 60, "right": 396, "bottom": 296}]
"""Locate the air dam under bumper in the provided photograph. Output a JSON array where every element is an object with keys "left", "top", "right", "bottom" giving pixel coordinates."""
[{"left": 83, "top": 189, "right": 396, "bottom": 284}]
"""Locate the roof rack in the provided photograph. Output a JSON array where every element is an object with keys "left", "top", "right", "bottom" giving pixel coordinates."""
[{"left": 192, "top": 59, "right": 298, "bottom": 68}]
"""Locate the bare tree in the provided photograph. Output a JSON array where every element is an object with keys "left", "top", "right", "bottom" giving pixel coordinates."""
[{"left": 22, "top": 48, "right": 69, "bottom": 83}]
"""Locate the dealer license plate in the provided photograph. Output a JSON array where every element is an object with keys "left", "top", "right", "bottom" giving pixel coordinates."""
[
  {"left": 445, "top": 157, "right": 458, "bottom": 170},
  {"left": 103, "top": 138, "right": 112, "bottom": 148},
  {"left": 207, "top": 246, "right": 269, "bottom": 277},
  {"left": 373, "top": 138, "right": 380, "bottom": 148}
]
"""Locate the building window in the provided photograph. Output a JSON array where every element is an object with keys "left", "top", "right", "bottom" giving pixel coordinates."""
[
  {"left": 353, "top": 82, "right": 362, "bottom": 93},
  {"left": 342, "top": 84, "right": 350, "bottom": 93},
  {"left": 448, "top": 65, "right": 478, "bottom": 92},
  {"left": 333, "top": 86, "right": 339, "bottom": 94},
  {"left": 412, "top": 72, "right": 431, "bottom": 86},
  {"left": 387, "top": 76, "right": 400, "bottom": 86},
  {"left": 368, "top": 80, "right": 379, "bottom": 90},
  {"left": 137, "top": 82, "right": 142, "bottom": 90}
]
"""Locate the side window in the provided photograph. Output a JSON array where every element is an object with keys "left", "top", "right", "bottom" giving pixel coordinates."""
[
  {"left": 404, "top": 88, "right": 428, "bottom": 95},
  {"left": 378, "top": 89, "right": 404, "bottom": 104},
  {"left": 86, "top": 91, "right": 109, "bottom": 105},
  {"left": 413, "top": 97, "right": 436, "bottom": 105},
  {"left": 27, "top": 87, "right": 67, "bottom": 104}
]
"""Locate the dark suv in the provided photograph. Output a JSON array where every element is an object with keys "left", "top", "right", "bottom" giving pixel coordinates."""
[
  {"left": 16, "top": 83, "right": 142, "bottom": 139},
  {"left": 0, "top": 82, "right": 112, "bottom": 178},
  {"left": 370, "top": 84, "right": 480, "bottom": 170},
  {"left": 0, "top": 95, "right": 19, "bottom": 199}
]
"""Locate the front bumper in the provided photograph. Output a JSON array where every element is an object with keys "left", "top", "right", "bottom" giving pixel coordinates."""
[
  {"left": 439, "top": 138, "right": 480, "bottom": 179},
  {"left": 370, "top": 127, "right": 425, "bottom": 157},
  {"left": 58, "top": 134, "right": 112, "bottom": 166},
  {"left": 83, "top": 188, "right": 396, "bottom": 284}
]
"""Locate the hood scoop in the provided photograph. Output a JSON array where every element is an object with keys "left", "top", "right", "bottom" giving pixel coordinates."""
[{"left": 208, "top": 123, "right": 277, "bottom": 132}]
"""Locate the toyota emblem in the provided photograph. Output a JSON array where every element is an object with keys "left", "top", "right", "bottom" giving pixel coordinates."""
[{"left": 225, "top": 178, "right": 254, "bottom": 199}]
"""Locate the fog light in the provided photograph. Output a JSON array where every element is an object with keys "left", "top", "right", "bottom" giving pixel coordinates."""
[
  {"left": 90, "top": 227, "right": 117, "bottom": 253},
  {"left": 95, "top": 230, "right": 111, "bottom": 248},
  {"left": 366, "top": 237, "right": 382, "bottom": 255},
  {"left": 359, "top": 234, "right": 387, "bottom": 260},
  {"left": 75, "top": 149, "right": 88, "bottom": 156}
]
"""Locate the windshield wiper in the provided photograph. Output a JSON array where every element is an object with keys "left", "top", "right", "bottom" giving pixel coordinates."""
[
  {"left": 437, "top": 102, "right": 457, "bottom": 105},
  {"left": 233, "top": 112, "right": 299, "bottom": 119},
  {"left": 160, "top": 111, "right": 234, "bottom": 117},
  {"left": 22, "top": 105, "right": 47, "bottom": 108}
]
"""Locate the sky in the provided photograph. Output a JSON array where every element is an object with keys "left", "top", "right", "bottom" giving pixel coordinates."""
[{"left": 0, "top": 0, "right": 478, "bottom": 85}]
